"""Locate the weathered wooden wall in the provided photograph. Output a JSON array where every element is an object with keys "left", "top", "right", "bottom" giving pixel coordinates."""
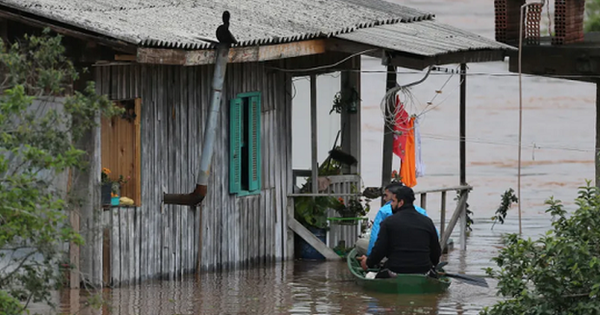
[
  {"left": 93, "top": 59, "right": 296, "bottom": 284},
  {"left": 88, "top": 52, "right": 357, "bottom": 285}
]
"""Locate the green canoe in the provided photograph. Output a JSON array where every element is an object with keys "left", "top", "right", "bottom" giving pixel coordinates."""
[{"left": 346, "top": 248, "right": 451, "bottom": 294}]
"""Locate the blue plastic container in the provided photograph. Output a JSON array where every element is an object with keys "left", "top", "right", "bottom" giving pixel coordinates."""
[
  {"left": 111, "top": 196, "right": 120, "bottom": 206},
  {"left": 297, "top": 227, "right": 326, "bottom": 260}
]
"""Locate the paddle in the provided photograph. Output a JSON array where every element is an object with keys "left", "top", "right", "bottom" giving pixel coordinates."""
[
  {"left": 435, "top": 261, "right": 448, "bottom": 270},
  {"left": 434, "top": 261, "right": 488, "bottom": 287},
  {"left": 438, "top": 272, "right": 489, "bottom": 288}
]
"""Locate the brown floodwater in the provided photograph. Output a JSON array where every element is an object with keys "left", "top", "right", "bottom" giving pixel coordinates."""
[
  {"left": 27, "top": 0, "right": 597, "bottom": 313},
  {"left": 27, "top": 216, "right": 551, "bottom": 315}
]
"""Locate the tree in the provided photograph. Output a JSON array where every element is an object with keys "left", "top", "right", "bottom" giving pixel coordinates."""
[
  {"left": 0, "top": 29, "right": 120, "bottom": 314},
  {"left": 585, "top": 0, "right": 600, "bottom": 32},
  {"left": 481, "top": 182, "right": 600, "bottom": 315}
]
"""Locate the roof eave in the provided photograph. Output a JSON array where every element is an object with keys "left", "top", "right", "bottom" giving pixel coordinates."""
[
  {"left": 389, "top": 49, "right": 510, "bottom": 71},
  {"left": 0, "top": 4, "right": 137, "bottom": 53},
  {"left": 327, "top": 38, "right": 512, "bottom": 70}
]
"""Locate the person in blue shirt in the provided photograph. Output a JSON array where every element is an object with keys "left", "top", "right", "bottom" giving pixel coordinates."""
[{"left": 356, "top": 182, "right": 432, "bottom": 256}]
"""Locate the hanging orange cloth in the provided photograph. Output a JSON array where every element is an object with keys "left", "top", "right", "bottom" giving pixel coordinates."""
[{"left": 400, "top": 117, "right": 417, "bottom": 187}]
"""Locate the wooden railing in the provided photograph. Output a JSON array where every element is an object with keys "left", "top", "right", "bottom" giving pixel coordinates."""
[
  {"left": 287, "top": 173, "right": 363, "bottom": 260},
  {"left": 414, "top": 185, "right": 472, "bottom": 251},
  {"left": 287, "top": 179, "right": 473, "bottom": 259}
]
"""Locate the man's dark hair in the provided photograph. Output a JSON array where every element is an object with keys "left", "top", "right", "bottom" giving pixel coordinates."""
[
  {"left": 387, "top": 185, "right": 416, "bottom": 205},
  {"left": 384, "top": 182, "right": 404, "bottom": 191}
]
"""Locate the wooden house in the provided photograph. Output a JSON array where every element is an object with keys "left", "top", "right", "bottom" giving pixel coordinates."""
[{"left": 0, "top": 0, "right": 512, "bottom": 287}]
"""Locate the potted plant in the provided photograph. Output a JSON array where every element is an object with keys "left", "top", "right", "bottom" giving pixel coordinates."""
[
  {"left": 102, "top": 168, "right": 130, "bottom": 207},
  {"left": 330, "top": 197, "right": 371, "bottom": 225},
  {"left": 391, "top": 169, "right": 402, "bottom": 183}
]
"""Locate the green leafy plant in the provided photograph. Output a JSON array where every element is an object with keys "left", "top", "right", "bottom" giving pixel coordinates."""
[
  {"left": 391, "top": 169, "right": 402, "bottom": 183},
  {"left": 491, "top": 188, "right": 519, "bottom": 229},
  {"left": 0, "top": 29, "right": 120, "bottom": 313},
  {"left": 318, "top": 157, "right": 342, "bottom": 176},
  {"left": 465, "top": 201, "right": 473, "bottom": 232},
  {"left": 481, "top": 181, "right": 600, "bottom": 315},
  {"left": 453, "top": 190, "right": 474, "bottom": 232},
  {"left": 585, "top": 0, "right": 600, "bottom": 32},
  {"left": 294, "top": 196, "right": 334, "bottom": 230},
  {"left": 295, "top": 155, "right": 341, "bottom": 230},
  {"left": 330, "top": 197, "right": 370, "bottom": 218},
  {"left": 329, "top": 87, "right": 360, "bottom": 114}
]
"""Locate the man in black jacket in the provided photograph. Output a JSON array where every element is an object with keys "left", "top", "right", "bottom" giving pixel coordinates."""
[{"left": 359, "top": 185, "right": 441, "bottom": 274}]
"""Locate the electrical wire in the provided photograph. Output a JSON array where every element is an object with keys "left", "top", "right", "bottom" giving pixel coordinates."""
[
  {"left": 268, "top": 49, "right": 377, "bottom": 73},
  {"left": 427, "top": 66, "right": 458, "bottom": 105},
  {"left": 418, "top": 133, "right": 593, "bottom": 153},
  {"left": 518, "top": 0, "right": 546, "bottom": 235},
  {"left": 380, "top": 67, "right": 433, "bottom": 131},
  {"left": 340, "top": 70, "right": 600, "bottom": 79}
]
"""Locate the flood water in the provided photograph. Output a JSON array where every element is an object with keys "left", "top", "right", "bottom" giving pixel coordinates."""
[
  {"left": 30, "top": 0, "right": 597, "bottom": 314},
  {"left": 40, "top": 217, "right": 551, "bottom": 315}
]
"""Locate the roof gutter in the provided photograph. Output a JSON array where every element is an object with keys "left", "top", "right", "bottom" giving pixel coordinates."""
[{"left": 163, "top": 44, "right": 229, "bottom": 206}]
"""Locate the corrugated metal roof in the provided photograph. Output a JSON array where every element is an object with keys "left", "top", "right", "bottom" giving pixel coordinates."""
[
  {"left": 0, "top": 0, "right": 435, "bottom": 49},
  {"left": 335, "top": 20, "right": 514, "bottom": 57}
]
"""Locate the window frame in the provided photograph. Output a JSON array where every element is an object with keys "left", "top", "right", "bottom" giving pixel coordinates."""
[
  {"left": 100, "top": 98, "right": 142, "bottom": 206},
  {"left": 229, "top": 92, "right": 261, "bottom": 196}
]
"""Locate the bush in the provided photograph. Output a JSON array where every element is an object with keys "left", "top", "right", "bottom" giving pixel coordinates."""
[
  {"left": 0, "top": 29, "right": 119, "bottom": 314},
  {"left": 481, "top": 182, "right": 600, "bottom": 315}
]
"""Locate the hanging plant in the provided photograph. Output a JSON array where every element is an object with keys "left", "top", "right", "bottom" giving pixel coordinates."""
[
  {"left": 329, "top": 87, "right": 361, "bottom": 114},
  {"left": 330, "top": 197, "right": 370, "bottom": 218}
]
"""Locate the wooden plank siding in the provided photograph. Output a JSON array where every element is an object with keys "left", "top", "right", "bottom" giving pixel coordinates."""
[{"left": 92, "top": 53, "right": 343, "bottom": 283}]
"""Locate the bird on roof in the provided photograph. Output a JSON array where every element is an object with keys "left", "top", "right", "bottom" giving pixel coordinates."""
[{"left": 216, "top": 11, "right": 238, "bottom": 46}]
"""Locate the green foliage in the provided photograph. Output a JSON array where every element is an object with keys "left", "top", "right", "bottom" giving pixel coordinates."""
[
  {"left": 330, "top": 197, "right": 370, "bottom": 218},
  {"left": 491, "top": 188, "right": 519, "bottom": 229},
  {"left": 585, "top": 0, "right": 600, "bottom": 32},
  {"left": 454, "top": 191, "right": 474, "bottom": 231},
  {"left": 481, "top": 181, "right": 600, "bottom": 315},
  {"left": 317, "top": 159, "right": 342, "bottom": 176},
  {"left": 294, "top": 196, "right": 334, "bottom": 230},
  {"left": 329, "top": 87, "right": 360, "bottom": 114},
  {"left": 0, "top": 29, "right": 120, "bottom": 313},
  {"left": 465, "top": 202, "right": 473, "bottom": 232},
  {"left": 0, "top": 290, "right": 22, "bottom": 315}
]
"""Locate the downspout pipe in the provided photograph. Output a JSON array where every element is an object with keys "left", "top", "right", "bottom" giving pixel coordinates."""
[{"left": 163, "top": 44, "right": 229, "bottom": 206}]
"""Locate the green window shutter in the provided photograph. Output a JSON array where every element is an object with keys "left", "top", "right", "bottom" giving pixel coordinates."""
[
  {"left": 247, "top": 94, "right": 261, "bottom": 191},
  {"left": 229, "top": 97, "right": 242, "bottom": 194}
]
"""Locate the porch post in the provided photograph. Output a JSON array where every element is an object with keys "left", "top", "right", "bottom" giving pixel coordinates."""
[
  {"left": 381, "top": 65, "right": 397, "bottom": 206},
  {"left": 341, "top": 56, "right": 361, "bottom": 175},
  {"left": 310, "top": 74, "right": 318, "bottom": 194},
  {"left": 596, "top": 81, "right": 600, "bottom": 188},
  {"left": 460, "top": 63, "right": 467, "bottom": 186},
  {"left": 459, "top": 63, "right": 468, "bottom": 251}
]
